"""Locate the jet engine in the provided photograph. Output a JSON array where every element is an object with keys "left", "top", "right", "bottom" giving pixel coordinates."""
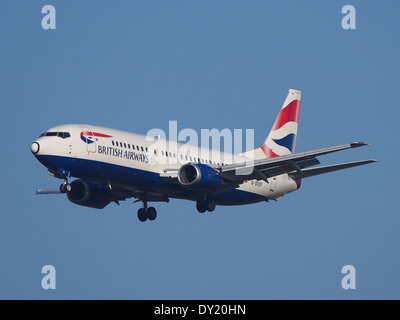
[
  {"left": 67, "top": 179, "right": 112, "bottom": 209},
  {"left": 178, "top": 163, "right": 222, "bottom": 191}
]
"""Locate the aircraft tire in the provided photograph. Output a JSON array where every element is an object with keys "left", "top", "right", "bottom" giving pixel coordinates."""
[
  {"left": 138, "top": 208, "right": 147, "bottom": 222},
  {"left": 60, "top": 183, "right": 71, "bottom": 193},
  {"left": 206, "top": 200, "right": 216, "bottom": 212},
  {"left": 147, "top": 207, "right": 157, "bottom": 221},
  {"left": 196, "top": 200, "right": 207, "bottom": 213}
]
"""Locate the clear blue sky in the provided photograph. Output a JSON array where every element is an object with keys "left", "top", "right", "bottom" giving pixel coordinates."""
[{"left": 1, "top": 0, "right": 399, "bottom": 299}]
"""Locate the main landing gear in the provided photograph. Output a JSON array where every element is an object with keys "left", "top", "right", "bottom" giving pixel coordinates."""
[
  {"left": 135, "top": 195, "right": 215, "bottom": 222},
  {"left": 137, "top": 202, "right": 157, "bottom": 222},
  {"left": 196, "top": 197, "right": 216, "bottom": 213}
]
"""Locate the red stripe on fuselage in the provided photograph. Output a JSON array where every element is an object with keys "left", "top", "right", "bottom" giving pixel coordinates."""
[{"left": 81, "top": 131, "right": 113, "bottom": 138}]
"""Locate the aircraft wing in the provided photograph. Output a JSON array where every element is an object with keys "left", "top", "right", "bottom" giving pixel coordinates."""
[
  {"left": 36, "top": 188, "right": 62, "bottom": 194},
  {"left": 289, "top": 159, "right": 378, "bottom": 179},
  {"left": 220, "top": 142, "right": 375, "bottom": 182},
  {"left": 36, "top": 184, "right": 171, "bottom": 206}
]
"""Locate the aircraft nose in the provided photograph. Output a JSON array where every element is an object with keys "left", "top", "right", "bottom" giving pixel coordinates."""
[{"left": 31, "top": 142, "right": 40, "bottom": 154}]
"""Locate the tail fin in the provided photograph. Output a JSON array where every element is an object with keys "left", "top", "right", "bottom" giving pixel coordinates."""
[{"left": 258, "top": 89, "right": 301, "bottom": 158}]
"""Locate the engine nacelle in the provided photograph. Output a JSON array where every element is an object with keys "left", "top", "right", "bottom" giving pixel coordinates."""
[
  {"left": 178, "top": 163, "right": 222, "bottom": 191},
  {"left": 67, "top": 179, "right": 112, "bottom": 209}
]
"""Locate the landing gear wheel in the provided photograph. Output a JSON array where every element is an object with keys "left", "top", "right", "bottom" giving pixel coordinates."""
[
  {"left": 196, "top": 199, "right": 207, "bottom": 213},
  {"left": 196, "top": 198, "right": 216, "bottom": 213},
  {"left": 60, "top": 183, "right": 71, "bottom": 193},
  {"left": 147, "top": 207, "right": 157, "bottom": 221},
  {"left": 206, "top": 200, "right": 216, "bottom": 212},
  {"left": 138, "top": 208, "right": 147, "bottom": 222}
]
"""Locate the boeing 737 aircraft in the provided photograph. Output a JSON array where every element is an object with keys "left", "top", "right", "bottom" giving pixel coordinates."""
[{"left": 31, "top": 89, "right": 377, "bottom": 222}]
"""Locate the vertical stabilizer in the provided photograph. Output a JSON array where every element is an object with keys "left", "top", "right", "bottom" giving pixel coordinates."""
[{"left": 259, "top": 89, "right": 301, "bottom": 158}]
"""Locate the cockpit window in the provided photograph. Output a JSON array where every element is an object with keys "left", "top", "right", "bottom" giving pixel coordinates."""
[
  {"left": 58, "top": 132, "right": 71, "bottom": 139},
  {"left": 40, "top": 132, "right": 71, "bottom": 139}
]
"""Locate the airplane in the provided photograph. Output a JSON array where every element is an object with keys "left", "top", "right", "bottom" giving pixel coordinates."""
[{"left": 30, "top": 89, "right": 377, "bottom": 222}]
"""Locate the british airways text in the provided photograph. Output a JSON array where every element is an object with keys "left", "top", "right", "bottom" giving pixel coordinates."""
[{"left": 97, "top": 145, "right": 149, "bottom": 163}]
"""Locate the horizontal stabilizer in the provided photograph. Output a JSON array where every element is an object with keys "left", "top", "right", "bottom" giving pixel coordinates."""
[
  {"left": 289, "top": 159, "right": 378, "bottom": 179},
  {"left": 221, "top": 142, "right": 372, "bottom": 182},
  {"left": 36, "top": 188, "right": 62, "bottom": 195}
]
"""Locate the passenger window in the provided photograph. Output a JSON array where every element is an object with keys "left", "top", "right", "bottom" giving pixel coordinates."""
[
  {"left": 141, "top": 146, "right": 144, "bottom": 152},
  {"left": 124, "top": 143, "right": 127, "bottom": 148},
  {"left": 128, "top": 144, "right": 131, "bottom": 149},
  {"left": 116, "top": 142, "right": 119, "bottom": 147},
  {"left": 112, "top": 141, "right": 115, "bottom": 146},
  {"left": 145, "top": 147, "right": 148, "bottom": 152}
]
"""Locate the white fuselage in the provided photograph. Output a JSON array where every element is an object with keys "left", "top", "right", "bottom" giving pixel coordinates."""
[{"left": 32, "top": 124, "right": 299, "bottom": 206}]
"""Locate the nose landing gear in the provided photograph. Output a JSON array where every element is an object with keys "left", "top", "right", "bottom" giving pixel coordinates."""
[
  {"left": 47, "top": 168, "right": 71, "bottom": 194},
  {"left": 60, "top": 181, "right": 71, "bottom": 193}
]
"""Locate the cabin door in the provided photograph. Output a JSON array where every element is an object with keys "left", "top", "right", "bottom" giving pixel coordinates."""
[{"left": 81, "top": 127, "right": 97, "bottom": 153}]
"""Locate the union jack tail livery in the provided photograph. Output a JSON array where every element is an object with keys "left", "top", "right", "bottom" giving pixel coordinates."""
[{"left": 259, "top": 89, "right": 301, "bottom": 158}]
